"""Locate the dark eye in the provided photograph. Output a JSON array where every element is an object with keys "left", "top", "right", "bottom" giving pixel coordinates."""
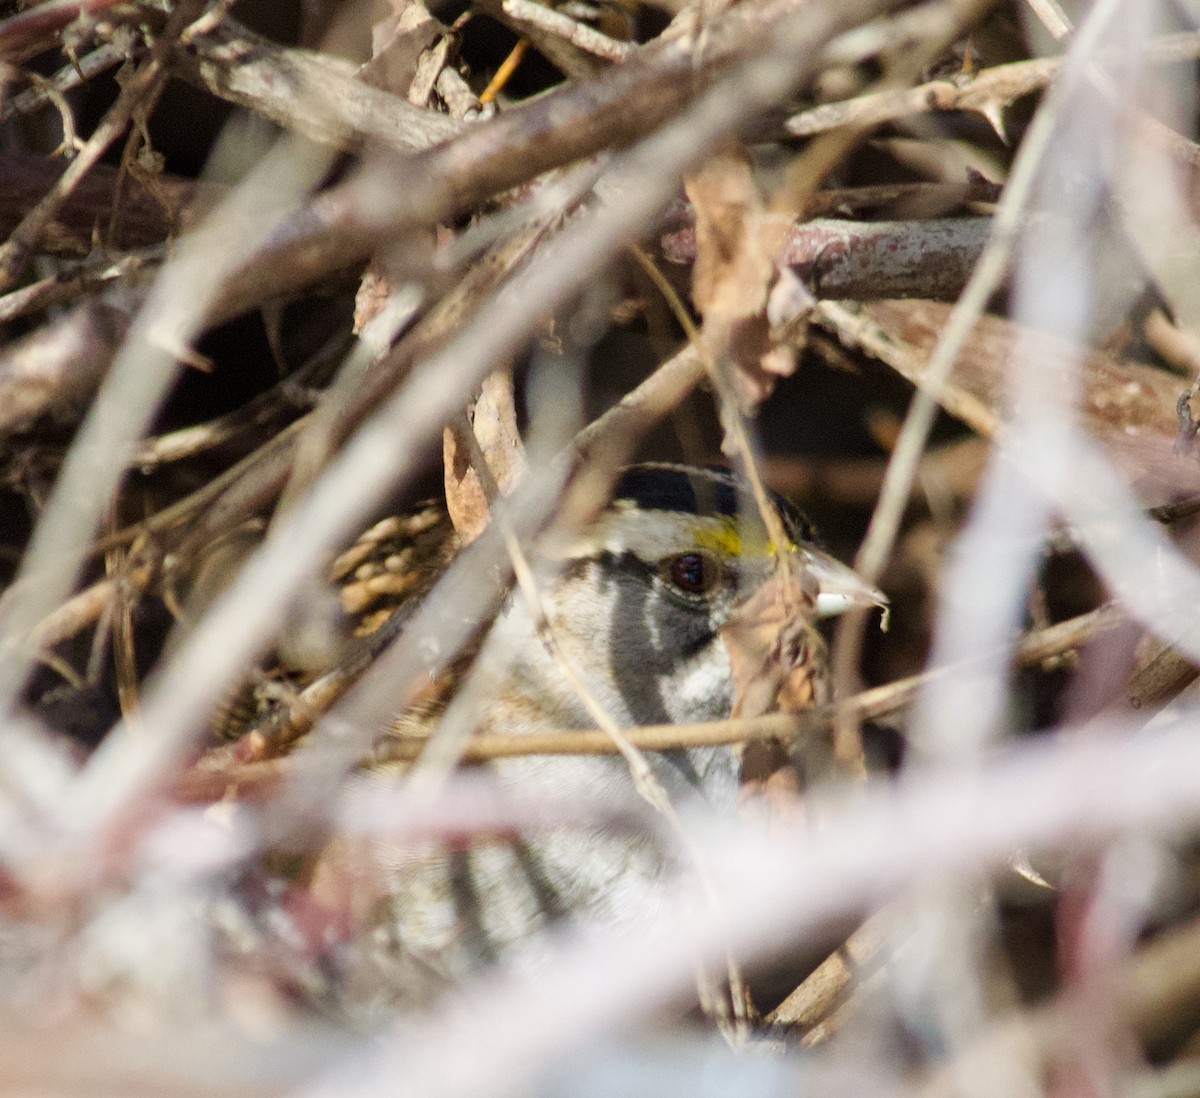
[{"left": 665, "top": 552, "right": 721, "bottom": 596}]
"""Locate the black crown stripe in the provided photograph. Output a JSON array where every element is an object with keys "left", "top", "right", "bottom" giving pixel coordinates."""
[{"left": 611, "top": 464, "right": 816, "bottom": 545}]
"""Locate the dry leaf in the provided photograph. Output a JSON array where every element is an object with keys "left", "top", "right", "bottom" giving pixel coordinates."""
[
  {"left": 723, "top": 562, "right": 829, "bottom": 821},
  {"left": 686, "top": 149, "right": 812, "bottom": 410},
  {"left": 688, "top": 149, "right": 770, "bottom": 319},
  {"left": 353, "top": 263, "right": 394, "bottom": 333},
  {"left": 443, "top": 369, "right": 528, "bottom": 543},
  {"left": 720, "top": 562, "right": 826, "bottom": 721}
]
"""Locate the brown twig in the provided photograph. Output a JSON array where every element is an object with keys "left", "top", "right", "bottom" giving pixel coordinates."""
[
  {"left": 801, "top": 177, "right": 1003, "bottom": 216},
  {"left": 0, "top": 251, "right": 153, "bottom": 324},
  {"left": 0, "top": 41, "right": 129, "bottom": 122},
  {"left": 0, "top": 296, "right": 136, "bottom": 437},
  {"left": 815, "top": 299, "right": 1002, "bottom": 439},
  {"left": 0, "top": 0, "right": 136, "bottom": 57},
  {"left": 473, "top": 0, "right": 632, "bottom": 79},
  {"left": 786, "top": 33, "right": 1200, "bottom": 138},
  {"left": 766, "top": 914, "right": 887, "bottom": 1032},
  {"left": 176, "top": 17, "right": 466, "bottom": 155},
  {"left": 788, "top": 55, "right": 1057, "bottom": 138},
  {"left": 0, "top": 0, "right": 206, "bottom": 291},
  {"left": 243, "top": 602, "right": 1122, "bottom": 767},
  {"left": 23, "top": 416, "right": 309, "bottom": 656},
  {"left": 180, "top": 600, "right": 1123, "bottom": 806},
  {"left": 663, "top": 216, "right": 994, "bottom": 301}
]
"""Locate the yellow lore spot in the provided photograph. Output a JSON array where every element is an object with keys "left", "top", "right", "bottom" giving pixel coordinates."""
[{"left": 692, "top": 518, "right": 791, "bottom": 559}]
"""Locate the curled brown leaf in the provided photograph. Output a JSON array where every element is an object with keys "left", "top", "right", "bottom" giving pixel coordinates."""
[{"left": 686, "top": 148, "right": 814, "bottom": 409}]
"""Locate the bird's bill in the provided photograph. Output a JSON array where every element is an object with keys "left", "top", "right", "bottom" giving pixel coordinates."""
[{"left": 801, "top": 548, "right": 889, "bottom": 618}]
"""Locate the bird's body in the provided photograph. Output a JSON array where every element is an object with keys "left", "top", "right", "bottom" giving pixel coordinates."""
[{"left": 235, "top": 465, "right": 882, "bottom": 1009}]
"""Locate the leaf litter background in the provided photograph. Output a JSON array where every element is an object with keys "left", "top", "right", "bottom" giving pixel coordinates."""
[{"left": 4, "top": 0, "right": 1200, "bottom": 1093}]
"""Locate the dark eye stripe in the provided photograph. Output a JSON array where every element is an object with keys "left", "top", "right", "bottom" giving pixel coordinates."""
[{"left": 561, "top": 551, "right": 652, "bottom": 584}]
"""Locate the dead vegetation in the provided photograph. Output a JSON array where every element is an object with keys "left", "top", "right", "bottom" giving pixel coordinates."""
[{"left": 3, "top": 0, "right": 1200, "bottom": 1092}]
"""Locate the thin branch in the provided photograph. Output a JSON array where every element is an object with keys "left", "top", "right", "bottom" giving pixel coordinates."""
[
  {"left": 473, "top": 0, "right": 632, "bottom": 79},
  {"left": 1021, "top": 0, "right": 1072, "bottom": 41},
  {"left": 785, "top": 33, "right": 1200, "bottom": 138},
  {"left": 177, "top": 18, "right": 465, "bottom": 155},
  {"left": 787, "top": 55, "right": 1057, "bottom": 137},
  {"left": 0, "top": 295, "right": 136, "bottom": 437},
  {"left": 0, "top": 0, "right": 206, "bottom": 291},
  {"left": 815, "top": 300, "right": 1002, "bottom": 439},
  {"left": 784, "top": 176, "right": 1002, "bottom": 215},
  {"left": 0, "top": 0, "right": 135, "bottom": 57},
  {"left": 663, "top": 216, "right": 994, "bottom": 301},
  {"left": 0, "top": 41, "right": 129, "bottom": 122},
  {"left": 0, "top": 252, "right": 151, "bottom": 325},
  {"left": 192, "top": 603, "right": 1123, "bottom": 774}
]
